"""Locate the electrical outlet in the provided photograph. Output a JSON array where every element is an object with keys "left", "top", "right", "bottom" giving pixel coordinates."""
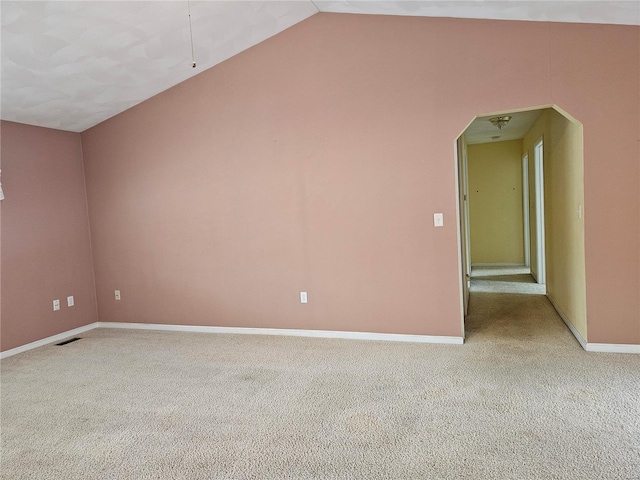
[
  {"left": 53, "top": 299, "right": 60, "bottom": 311},
  {"left": 115, "top": 290, "right": 121, "bottom": 301},
  {"left": 300, "top": 292, "right": 308, "bottom": 304},
  {"left": 67, "top": 296, "right": 74, "bottom": 307}
]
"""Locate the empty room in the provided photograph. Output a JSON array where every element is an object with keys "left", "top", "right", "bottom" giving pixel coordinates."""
[{"left": 1, "top": 1, "right": 639, "bottom": 478}]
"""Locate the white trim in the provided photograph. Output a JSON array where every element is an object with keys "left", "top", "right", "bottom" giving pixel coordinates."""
[
  {"left": 0, "top": 323, "right": 99, "bottom": 359},
  {"left": 522, "top": 152, "right": 530, "bottom": 268},
  {"left": 5, "top": 320, "right": 637, "bottom": 356},
  {"left": 471, "top": 263, "right": 526, "bottom": 267},
  {"left": 455, "top": 135, "right": 469, "bottom": 327},
  {"left": 585, "top": 343, "right": 640, "bottom": 354},
  {"left": 534, "top": 138, "right": 546, "bottom": 285},
  {"left": 97, "top": 322, "right": 465, "bottom": 345},
  {"left": 462, "top": 136, "right": 471, "bottom": 318},
  {"left": 454, "top": 137, "right": 465, "bottom": 325},
  {"left": 547, "top": 294, "right": 587, "bottom": 349}
]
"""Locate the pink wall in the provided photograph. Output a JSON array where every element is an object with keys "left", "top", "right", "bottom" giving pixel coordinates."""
[
  {"left": 81, "top": 14, "right": 639, "bottom": 344},
  {"left": 1, "top": 121, "right": 98, "bottom": 351},
  {"left": 547, "top": 23, "right": 640, "bottom": 344}
]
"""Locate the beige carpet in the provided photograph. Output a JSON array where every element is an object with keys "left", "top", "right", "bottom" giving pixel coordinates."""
[
  {"left": 1, "top": 294, "right": 639, "bottom": 479},
  {"left": 470, "top": 265, "right": 546, "bottom": 295}
]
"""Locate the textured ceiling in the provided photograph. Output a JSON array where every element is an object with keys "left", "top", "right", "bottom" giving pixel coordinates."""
[
  {"left": 1, "top": 1, "right": 638, "bottom": 133},
  {"left": 1, "top": 1, "right": 318, "bottom": 132},
  {"left": 464, "top": 109, "right": 544, "bottom": 145}
]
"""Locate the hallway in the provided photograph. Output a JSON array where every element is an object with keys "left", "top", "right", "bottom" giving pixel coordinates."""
[
  {"left": 465, "top": 266, "right": 571, "bottom": 347},
  {"left": 470, "top": 265, "right": 545, "bottom": 295}
]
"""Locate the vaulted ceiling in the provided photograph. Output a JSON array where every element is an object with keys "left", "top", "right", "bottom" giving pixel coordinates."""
[{"left": 2, "top": 1, "right": 638, "bottom": 133}]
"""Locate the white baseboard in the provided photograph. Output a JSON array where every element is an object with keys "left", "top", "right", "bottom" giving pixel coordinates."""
[
  {"left": 546, "top": 294, "right": 639, "bottom": 354},
  {"left": 585, "top": 343, "right": 640, "bottom": 354},
  {"left": 0, "top": 323, "right": 99, "bottom": 359},
  {"left": 5, "top": 319, "right": 635, "bottom": 357},
  {"left": 471, "top": 263, "right": 526, "bottom": 267},
  {"left": 546, "top": 294, "right": 587, "bottom": 349},
  {"left": 97, "top": 322, "right": 464, "bottom": 345}
]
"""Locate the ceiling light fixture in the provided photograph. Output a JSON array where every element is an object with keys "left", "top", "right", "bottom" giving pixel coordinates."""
[
  {"left": 188, "top": 0, "right": 196, "bottom": 68},
  {"left": 489, "top": 115, "right": 512, "bottom": 130}
]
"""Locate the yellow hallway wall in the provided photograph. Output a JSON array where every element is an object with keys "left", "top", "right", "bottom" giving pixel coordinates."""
[
  {"left": 523, "top": 110, "right": 551, "bottom": 281},
  {"left": 523, "top": 108, "right": 587, "bottom": 341},
  {"left": 547, "top": 109, "right": 587, "bottom": 340},
  {"left": 468, "top": 140, "right": 525, "bottom": 265}
]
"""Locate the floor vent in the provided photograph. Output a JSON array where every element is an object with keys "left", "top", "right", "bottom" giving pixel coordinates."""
[{"left": 56, "top": 337, "right": 81, "bottom": 346}]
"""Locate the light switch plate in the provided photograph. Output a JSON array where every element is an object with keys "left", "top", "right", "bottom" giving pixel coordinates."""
[
  {"left": 300, "top": 292, "right": 308, "bottom": 304},
  {"left": 434, "top": 213, "right": 444, "bottom": 227},
  {"left": 67, "top": 296, "right": 74, "bottom": 307},
  {"left": 115, "top": 290, "right": 121, "bottom": 301}
]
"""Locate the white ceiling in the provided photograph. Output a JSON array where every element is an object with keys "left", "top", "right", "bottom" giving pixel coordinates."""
[
  {"left": 464, "top": 109, "right": 544, "bottom": 145},
  {"left": 1, "top": 1, "right": 318, "bottom": 132},
  {"left": 315, "top": 0, "right": 640, "bottom": 24},
  {"left": 2, "top": 1, "right": 638, "bottom": 133}
]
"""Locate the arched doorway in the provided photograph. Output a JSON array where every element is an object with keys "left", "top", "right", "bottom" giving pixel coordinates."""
[{"left": 455, "top": 105, "right": 588, "bottom": 348}]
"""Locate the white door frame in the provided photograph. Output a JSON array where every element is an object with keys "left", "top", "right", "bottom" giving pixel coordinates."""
[
  {"left": 522, "top": 152, "right": 530, "bottom": 267},
  {"left": 455, "top": 136, "right": 471, "bottom": 320},
  {"left": 534, "top": 138, "right": 546, "bottom": 285},
  {"left": 462, "top": 138, "right": 471, "bottom": 311}
]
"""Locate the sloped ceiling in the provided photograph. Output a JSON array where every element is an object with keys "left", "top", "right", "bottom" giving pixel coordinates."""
[{"left": 1, "top": 1, "right": 638, "bottom": 133}]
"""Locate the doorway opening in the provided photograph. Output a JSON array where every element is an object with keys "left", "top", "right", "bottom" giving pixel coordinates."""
[{"left": 455, "top": 105, "right": 588, "bottom": 348}]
